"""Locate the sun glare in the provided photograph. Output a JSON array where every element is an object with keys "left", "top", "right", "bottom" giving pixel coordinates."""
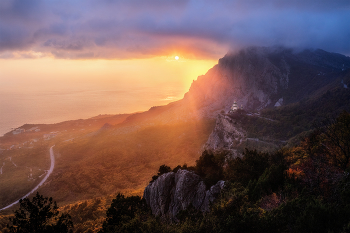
[{"left": 175, "top": 56, "right": 179, "bottom": 60}]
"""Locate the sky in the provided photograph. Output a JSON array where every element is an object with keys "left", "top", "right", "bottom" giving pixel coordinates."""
[
  {"left": 1, "top": 0, "right": 350, "bottom": 99},
  {"left": 0, "top": 0, "right": 350, "bottom": 134},
  {"left": 1, "top": 0, "right": 350, "bottom": 60}
]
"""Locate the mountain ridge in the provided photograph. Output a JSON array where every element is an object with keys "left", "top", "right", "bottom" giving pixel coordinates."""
[
  {"left": 114, "top": 46, "right": 350, "bottom": 128},
  {"left": 1, "top": 46, "right": 349, "bottom": 215}
]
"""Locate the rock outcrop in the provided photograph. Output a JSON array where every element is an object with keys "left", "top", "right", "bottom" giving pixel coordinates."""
[
  {"left": 143, "top": 169, "right": 224, "bottom": 218},
  {"left": 204, "top": 112, "right": 247, "bottom": 157}
]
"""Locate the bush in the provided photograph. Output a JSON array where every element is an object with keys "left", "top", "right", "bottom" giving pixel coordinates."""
[
  {"left": 8, "top": 192, "right": 73, "bottom": 233},
  {"left": 150, "top": 165, "right": 172, "bottom": 183},
  {"left": 195, "top": 150, "right": 225, "bottom": 188},
  {"left": 99, "top": 194, "right": 163, "bottom": 233},
  {"left": 267, "top": 195, "right": 350, "bottom": 233},
  {"left": 225, "top": 149, "right": 270, "bottom": 185},
  {"left": 247, "top": 164, "right": 286, "bottom": 201}
]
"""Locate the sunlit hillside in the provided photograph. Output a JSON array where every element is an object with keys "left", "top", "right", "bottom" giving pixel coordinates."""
[
  {"left": 41, "top": 119, "right": 215, "bottom": 205},
  {"left": 0, "top": 114, "right": 130, "bottom": 210},
  {"left": 0, "top": 113, "right": 215, "bottom": 213}
]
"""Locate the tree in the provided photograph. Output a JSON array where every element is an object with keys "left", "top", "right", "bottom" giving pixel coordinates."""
[
  {"left": 8, "top": 192, "right": 73, "bottom": 233},
  {"left": 99, "top": 193, "right": 148, "bottom": 233},
  {"left": 321, "top": 111, "right": 350, "bottom": 170},
  {"left": 195, "top": 150, "right": 225, "bottom": 188},
  {"left": 150, "top": 164, "right": 172, "bottom": 183},
  {"left": 157, "top": 165, "right": 171, "bottom": 176},
  {"left": 225, "top": 149, "right": 270, "bottom": 186}
]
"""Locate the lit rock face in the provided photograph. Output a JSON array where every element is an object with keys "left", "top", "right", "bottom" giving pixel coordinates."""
[
  {"left": 204, "top": 113, "right": 247, "bottom": 157},
  {"left": 123, "top": 47, "right": 350, "bottom": 125},
  {"left": 183, "top": 46, "right": 350, "bottom": 116},
  {"left": 143, "top": 169, "right": 224, "bottom": 218},
  {"left": 183, "top": 46, "right": 291, "bottom": 114}
]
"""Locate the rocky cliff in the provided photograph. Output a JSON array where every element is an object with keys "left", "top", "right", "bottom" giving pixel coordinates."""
[
  {"left": 143, "top": 169, "right": 224, "bottom": 218},
  {"left": 183, "top": 47, "right": 350, "bottom": 113},
  {"left": 204, "top": 112, "right": 247, "bottom": 157},
  {"left": 204, "top": 113, "right": 285, "bottom": 158}
]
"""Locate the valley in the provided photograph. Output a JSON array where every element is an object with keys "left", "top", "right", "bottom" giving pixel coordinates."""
[
  {"left": 0, "top": 146, "right": 55, "bottom": 211},
  {"left": 0, "top": 113, "right": 215, "bottom": 211}
]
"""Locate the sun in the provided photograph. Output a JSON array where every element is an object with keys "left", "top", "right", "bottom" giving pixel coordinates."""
[{"left": 175, "top": 56, "right": 179, "bottom": 60}]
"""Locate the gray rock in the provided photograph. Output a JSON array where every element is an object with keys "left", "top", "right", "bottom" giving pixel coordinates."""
[
  {"left": 202, "top": 180, "right": 225, "bottom": 212},
  {"left": 143, "top": 169, "right": 224, "bottom": 218},
  {"left": 204, "top": 113, "right": 246, "bottom": 157},
  {"left": 144, "top": 172, "right": 175, "bottom": 216}
]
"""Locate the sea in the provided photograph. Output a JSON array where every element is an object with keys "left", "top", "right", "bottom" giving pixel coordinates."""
[{"left": 0, "top": 84, "right": 186, "bottom": 136}]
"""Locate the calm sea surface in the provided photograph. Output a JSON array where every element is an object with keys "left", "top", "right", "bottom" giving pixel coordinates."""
[{"left": 0, "top": 84, "right": 184, "bottom": 136}]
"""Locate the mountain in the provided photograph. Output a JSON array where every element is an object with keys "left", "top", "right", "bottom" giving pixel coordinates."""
[
  {"left": 1, "top": 46, "right": 350, "bottom": 226},
  {"left": 184, "top": 46, "right": 350, "bottom": 111},
  {"left": 121, "top": 47, "right": 350, "bottom": 158},
  {"left": 127, "top": 47, "right": 350, "bottom": 125}
]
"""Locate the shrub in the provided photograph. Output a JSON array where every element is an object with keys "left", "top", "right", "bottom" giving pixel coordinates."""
[
  {"left": 195, "top": 150, "right": 225, "bottom": 188},
  {"left": 8, "top": 192, "right": 73, "bottom": 233},
  {"left": 225, "top": 149, "right": 269, "bottom": 185},
  {"left": 150, "top": 165, "right": 172, "bottom": 183}
]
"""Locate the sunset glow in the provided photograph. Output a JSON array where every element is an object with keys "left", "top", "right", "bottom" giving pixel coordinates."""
[
  {"left": 0, "top": 57, "right": 216, "bottom": 93},
  {"left": 1, "top": 1, "right": 350, "bottom": 231},
  {"left": 1, "top": 0, "right": 349, "bottom": 134}
]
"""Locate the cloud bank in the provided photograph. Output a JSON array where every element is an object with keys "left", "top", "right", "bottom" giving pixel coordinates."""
[{"left": 1, "top": 0, "right": 350, "bottom": 59}]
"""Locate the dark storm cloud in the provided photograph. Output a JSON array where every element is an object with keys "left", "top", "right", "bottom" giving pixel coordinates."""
[{"left": 0, "top": 0, "right": 349, "bottom": 59}]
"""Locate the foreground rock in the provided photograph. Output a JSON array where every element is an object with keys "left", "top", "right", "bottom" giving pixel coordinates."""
[{"left": 143, "top": 169, "right": 224, "bottom": 218}]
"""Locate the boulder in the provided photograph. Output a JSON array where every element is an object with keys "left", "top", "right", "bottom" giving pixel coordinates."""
[{"left": 143, "top": 169, "right": 224, "bottom": 218}]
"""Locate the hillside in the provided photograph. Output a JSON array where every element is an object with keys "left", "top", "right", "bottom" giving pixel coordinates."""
[
  {"left": 0, "top": 46, "right": 350, "bottom": 232},
  {"left": 96, "top": 111, "right": 350, "bottom": 233},
  {"left": 0, "top": 114, "right": 131, "bottom": 210},
  {"left": 39, "top": 119, "right": 215, "bottom": 205},
  {"left": 0, "top": 117, "right": 215, "bottom": 212}
]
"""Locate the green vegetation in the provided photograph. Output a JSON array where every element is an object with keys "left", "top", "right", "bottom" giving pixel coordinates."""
[
  {"left": 98, "top": 111, "right": 350, "bottom": 233},
  {"left": 1, "top": 91, "right": 349, "bottom": 232},
  {"left": 0, "top": 117, "right": 214, "bottom": 231},
  {"left": 150, "top": 165, "right": 172, "bottom": 183},
  {"left": 99, "top": 194, "right": 148, "bottom": 233},
  {"left": 38, "top": 119, "right": 215, "bottom": 204},
  {"left": 0, "top": 114, "right": 131, "bottom": 210},
  {"left": 6, "top": 192, "right": 73, "bottom": 233},
  {"left": 253, "top": 87, "right": 350, "bottom": 140},
  {"left": 0, "top": 145, "right": 51, "bottom": 209},
  {"left": 58, "top": 195, "right": 116, "bottom": 233},
  {"left": 194, "top": 150, "right": 225, "bottom": 188}
]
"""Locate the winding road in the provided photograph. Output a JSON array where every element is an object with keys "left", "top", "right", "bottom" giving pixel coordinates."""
[{"left": 0, "top": 145, "right": 55, "bottom": 211}]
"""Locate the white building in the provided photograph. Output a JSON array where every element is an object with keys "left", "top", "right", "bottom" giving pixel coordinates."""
[{"left": 228, "top": 101, "right": 238, "bottom": 113}]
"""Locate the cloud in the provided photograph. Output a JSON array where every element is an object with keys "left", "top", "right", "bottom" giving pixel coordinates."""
[{"left": 0, "top": 0, "right": 349, "bottom": 59}]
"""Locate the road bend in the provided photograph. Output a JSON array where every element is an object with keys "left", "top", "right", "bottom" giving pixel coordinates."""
[{"left": 0, "top": 145, "right": 55, "bottom": 211}]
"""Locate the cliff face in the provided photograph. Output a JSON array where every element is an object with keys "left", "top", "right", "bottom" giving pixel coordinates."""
[
  {"left": 183, "top": 47, "right": 350, "bottom": 114},
  {"left": 204, "top": 112, "right": 247, "bottom": 157},
  {"left": 184, "top": 47, "right": 288, "bottom": 112},
  {"left": 143, "top": 169, "right": 224, "bottom": 218}
]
